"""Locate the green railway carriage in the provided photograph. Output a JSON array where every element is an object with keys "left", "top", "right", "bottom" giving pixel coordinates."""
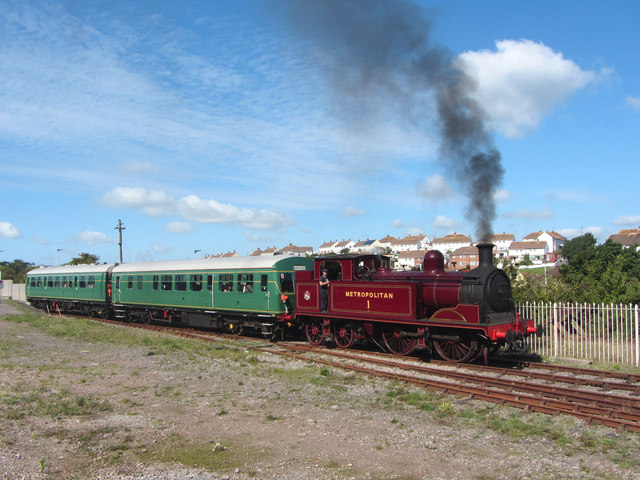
[
  {"left": 26, "top": 264, "right": 115, "bottom": 316},
  {"left": 110, "top": 255, "right": 314, "bottom": 335}
]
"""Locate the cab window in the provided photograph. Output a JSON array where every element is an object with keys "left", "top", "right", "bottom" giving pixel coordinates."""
[{"left": 279, "top": 273, "right": 294, "bottom": 293}]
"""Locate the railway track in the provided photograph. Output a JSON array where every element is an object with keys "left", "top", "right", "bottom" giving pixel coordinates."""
[{"left": 69, "top": 316, "right": 640, "bottom": 432}]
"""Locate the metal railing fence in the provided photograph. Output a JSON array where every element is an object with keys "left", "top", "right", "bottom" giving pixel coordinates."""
[{"left": 517, "top": 302, "right": 640, "bottom": 366}]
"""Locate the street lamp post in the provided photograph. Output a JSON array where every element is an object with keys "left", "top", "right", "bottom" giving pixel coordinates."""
[
  {"left": 194, "top": 249, "right": 201, "bottom": 259},
  {"left": 57, "top": 249, "right": 63, "bottom": 266}
]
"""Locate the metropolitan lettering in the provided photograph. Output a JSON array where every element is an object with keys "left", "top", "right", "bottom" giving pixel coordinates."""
[{"left": 344, "top": 291, "right": 394, "bottom": 300}]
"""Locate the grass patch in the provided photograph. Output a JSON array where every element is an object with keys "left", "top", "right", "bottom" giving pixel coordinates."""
[
  {"left": 1, "top": 385, "right": 112, "bottom": 420},
  {"left": 136, "top": 433, "right": 268, "bottom": 473}
]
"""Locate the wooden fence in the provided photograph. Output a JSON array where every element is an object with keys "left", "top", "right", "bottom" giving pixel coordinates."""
[{"left": 517, "top": 302, "right": 640, "bottom": 366}]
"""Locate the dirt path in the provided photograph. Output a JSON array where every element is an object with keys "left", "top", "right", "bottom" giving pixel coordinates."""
[{"left": 1, "top": 304, "right": 639, "bottom": 479}]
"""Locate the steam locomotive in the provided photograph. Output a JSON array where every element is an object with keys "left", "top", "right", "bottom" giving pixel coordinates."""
[
  {"left": 293, "top": 243, "right": 540, "bottom": 362},
  {"left": 25, "top": 243, "right": 539, "bottom": 363}
]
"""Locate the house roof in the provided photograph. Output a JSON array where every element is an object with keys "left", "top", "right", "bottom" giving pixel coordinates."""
[
  {"left": 451, "top": 246, "right": 478, "bottom": 255},
  {"left": 279, "top": 244, "right": 313, "bottom": 254},
  {"left": 432, "top": 233, "right": 472, "bottom": 244},
  {"left": 319, "top": 241, "right": 337, "bottom": 248},
  {"left": 397, "top": 250, "right": 428, "bottom": 259},
  {"left": 510, "top": 241, "right": 547, "bottom": 250},
  {"left": 491, "top": 233, "right": 514, "bottom": 241},
  {"left": 609, "top": 233, "right": 640, "bottom": 246}
]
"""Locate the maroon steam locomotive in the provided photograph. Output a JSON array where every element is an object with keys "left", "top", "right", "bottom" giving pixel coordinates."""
[{"left": 292, "top": 243, "right": 540, "bottom": 362}]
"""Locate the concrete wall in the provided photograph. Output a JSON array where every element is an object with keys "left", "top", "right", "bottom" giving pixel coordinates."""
[{"left": 0, "top": 280, "right": 25, "bottom": 301}]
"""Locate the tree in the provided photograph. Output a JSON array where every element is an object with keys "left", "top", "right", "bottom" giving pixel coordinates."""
[
  {"left": 66, "top": 253, "right": 100, "bottom": 265},
  {"left": 560, "top": 233, "right": 597, "bottom": 261},
  {"left": 559, "top": 240, "right": 640, "bottom": 304},
  {"left": 0, "top": 259, "right": 35, "bottom": 283}
]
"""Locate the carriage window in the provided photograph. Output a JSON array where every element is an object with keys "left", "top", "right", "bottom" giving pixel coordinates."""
[
  {"left": 219, "top": 274, "right": 233, "bottom": 292},
  {"left": 161, "top": 275, "right": 172, "bottom": 291},
  {"left": 127, "top": 275, "right": 133, "bottom": 289},
  {"left": 261, "top": 274, "right": 268, "bottom": 292},
  {"left": 54, "top": 278, "right": 60, "bottom": 288},
  {"left": 206, "top": 275, "right": 213, "bottom": 291},
  {"left": 88, "top": 276, "right": 95, "bottom": 289},
  {"left": 279, "top": 273, "right": 294, "bottom": 293},
  {"left": 69, "top": 277, "right": 74, "bottom": 288},
  {"left": 62, "top": 276, "right": 68, "bottom": 288},
  {"left": 137, "top": 275, "right": 143, "bottom": 290},
  {"left": 153, "top": 275, "right": 159, "bottom": 290},
  {"left": 175, "top": 274, "right": 187, "bottom": 291},
  {"left": 79, "top": 276, "right": 86, "bottom": 288},
  {"left": 238, "top": 274, "right": 253, "bottom": 293},
  {"left": 190, "top": 274, "right": 203, "bottom": 291},
  {"left": 37, "top": 277, "right": 42, "bottom": 287}
]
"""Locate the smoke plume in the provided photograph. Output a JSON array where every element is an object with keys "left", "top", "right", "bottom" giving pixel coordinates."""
[{"left": 284, "top": 0, "right": 504, "bottom": 241}]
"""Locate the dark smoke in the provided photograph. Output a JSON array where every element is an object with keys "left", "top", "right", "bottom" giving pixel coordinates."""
[{"left": 283, "top": 0, "right": 504, "bottom": 242}]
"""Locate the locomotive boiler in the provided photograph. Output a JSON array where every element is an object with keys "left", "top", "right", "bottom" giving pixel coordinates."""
[{"left": 294, "top": 243, "right": 540, "bottom": 362}]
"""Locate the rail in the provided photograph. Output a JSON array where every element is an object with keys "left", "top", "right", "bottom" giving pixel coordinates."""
[{"left": 517, "top": 302, "right": 640, "bottom": 366}]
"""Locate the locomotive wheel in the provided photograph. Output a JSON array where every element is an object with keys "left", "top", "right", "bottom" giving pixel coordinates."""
[
  {"left": 334, "top": 324, "right": 356, "bottom": 349},
  {"left": 382, "top": 327, "right": 416, "bottom": 356},
  {"left": 305, "top": 319, "right": 324, "bottom": 346},
  {"left": 433, "top": 338, "right": 480, "bottom": 363}
]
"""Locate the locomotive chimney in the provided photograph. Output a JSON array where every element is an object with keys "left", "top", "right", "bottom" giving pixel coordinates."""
[{"left": 476, "top": 242, "right": 494, "bottom": 268}]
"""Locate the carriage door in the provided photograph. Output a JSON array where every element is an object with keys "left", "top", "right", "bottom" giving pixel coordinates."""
[{"left": 114, "top": 276, "right": 121, "bottom": 302}]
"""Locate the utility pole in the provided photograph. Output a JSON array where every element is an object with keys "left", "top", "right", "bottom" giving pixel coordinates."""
[{"left": 114, "top": 219, "right": 125, "bottom": 264}]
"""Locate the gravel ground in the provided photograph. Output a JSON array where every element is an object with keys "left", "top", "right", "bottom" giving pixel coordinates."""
[{"left": 1, "top": 300, "right": 639, "bottom": 480}]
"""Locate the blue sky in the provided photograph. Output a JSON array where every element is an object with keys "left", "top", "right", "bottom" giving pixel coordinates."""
[{"left": 1, "top": 0, "right": 639, "bottom": 265}]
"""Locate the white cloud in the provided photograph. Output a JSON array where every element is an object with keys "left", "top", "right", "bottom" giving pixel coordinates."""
[
  {"left": 417, "top": 174, "right": 455, "bottom": 200},
  {"left": 119, "top": 161, "right": 161, "bottom": 175},
  {"left": 626, "top": 96, "right": 640, "bottom": 111},
  {"left": 340, "top": 206, "right": 365, "bottom": 217},
  {"left": 0, "top": 222, "right": 22, "bottom": 239},
  {"left": 493, "top": 189, "right": 511, "bottom": 202},
  {"left": 392, "top": 219, "right": 406, "bottom": 229},
  {"left": 544, "top": 188, "right": 599, "bottom": 202},
  {"left": 165, "top": 221, "right": 196, "bottom": 234},
  {"left": 76, "top": 231, "right": 115, "bottom": 246},
  {"left": 458, "top": 39, "right": 596, "bottom": 137},
  {"left": 612, "top": 214, "right": 640, "bottom": 226},
  {"left": 101, "top": 187, "right": 295, "bottom": 231},
  {"left": 151, "top": 243, "right": 174, "bottom": 254},
  {"left": 503, "top": 207, "right": 554, "bottom": 219},
  {"left": 432, "top": 215, "right": 461, "bottom": 230},
  {"left": 558, "top": 226, "right": 603, "bottom": 239},
  {"left": 33, "top": 234, "right": 50, "bottom": 245}
]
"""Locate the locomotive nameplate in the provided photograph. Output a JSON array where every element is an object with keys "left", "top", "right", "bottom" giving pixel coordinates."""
[{"left": 331, "top": 283, "right": 415, "bottom": 319}]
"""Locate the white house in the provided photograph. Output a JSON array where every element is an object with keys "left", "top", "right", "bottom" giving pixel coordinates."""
[
  {"left": 508, "top": 241, "right": 548, "bottom": 264},
  {"left": 523, "top": 231, "right": 566, "bottom": 253},
  {"left": 390, "top": 235, "right": 431, "bottom": 252},
  {"left": 396, "top": 250, "right": 428, "bottom": 270},
  {"left": 490, "top": 233, "right": 514, "bottom": 258},
  {"left": 431, "top": 233, "right": 472, "bottom": 255},
  {"left": 352, "top": 239, "right": 382, "bottom": 253},
  {"left": 318, "top": 241, "right": 338, "bottom": 255}
]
